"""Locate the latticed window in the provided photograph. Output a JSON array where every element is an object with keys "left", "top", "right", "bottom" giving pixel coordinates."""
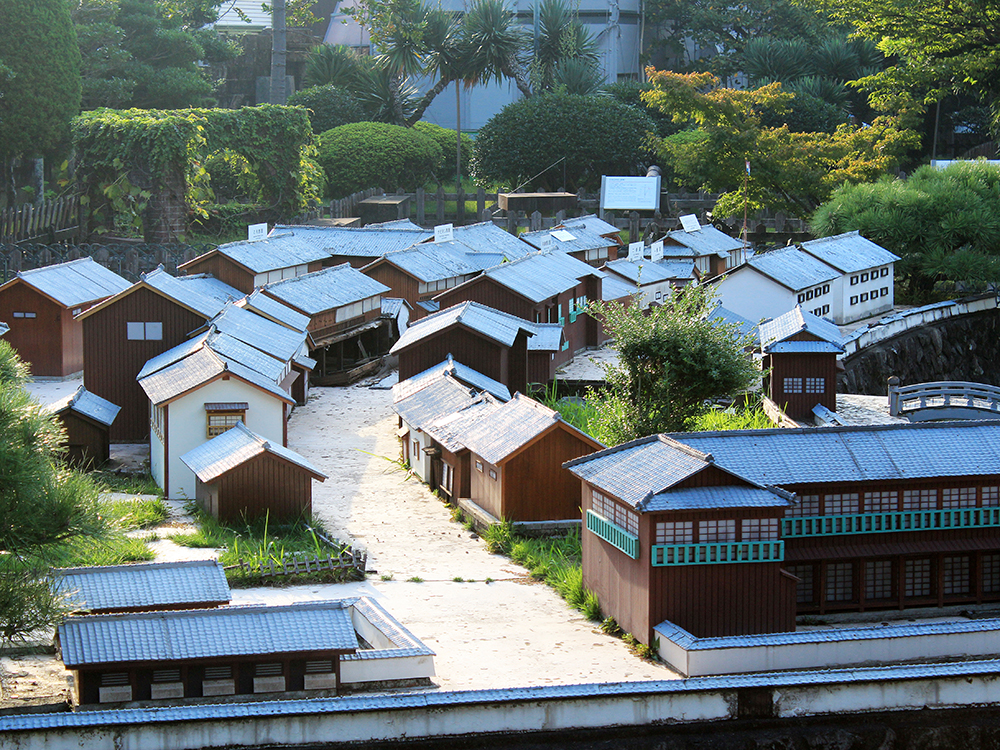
[
  {"left": 865, "top": 560, "right": 894, "bottom": 600},
  {"left": 741, "top": 518, "right": 779, "bottom": 541},
  {"left": 804, "top": 377, "right": 825, "bottom": 394},
  {"left": 943, "top": 556, "right": 971, "bottom": 596},
  {"left": 983, "top": 486, "right": 1000, "bottom": 506},
  {"left": 825, "top": 493, "right": 860, "bottom": 515},
  {"left": 207, "top": 412, "right": 245, "bottom": 438},
  {"left": 699, "top": 519, "right": 736, "bottom": 543},
  {"left": 788, "top": 495, "right": 820, "bottom": 517},
  {"left": 787, "top": 564, "right": 815, "bottom": 604},
  {"left": 783, "top": 377, "right": 803, "bottom": 394},
  {"left": 984, "top": 555, "right": 1000, "bottom": 594},
  {"left": 904, "top": 558, "right": 933, "bottom": 598},
  {"left": 864, "top": 491, "right": 898, "bottom": 513},
  {"left": 826, "top": 563, "right": 853, "bottom": 602},
  {"left": 592, "top": 490, "right": 638, "bottom": 535},
  {"left": 655, "top": 521, "right": 693, "bottom": 545},
  {"left": 902, "top": 488, "right": 937, "bottom": 510},
  {"left": 942, "top": 487, "right": 976, "bottom": 509}
]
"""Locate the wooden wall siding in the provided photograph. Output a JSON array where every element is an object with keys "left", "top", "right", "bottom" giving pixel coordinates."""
[
  {"left": 766, "top": 352, "right": 838, "bottom": 421},
  {"left": 324, "top": 254, "right": 373, "bottom": 270},
  {"left": 438, "top": 445, "right": 471, "bottom": 501},
  {"left": 501, "top": 426, "right": 599, "bottom": 522},
  {"left": 59, "top": 413, "right": 110, "bottom": 467},
  {"left": 215, "top": 453, "right": 313, "bottom": 522},
  {"left": 434, "top": 277, "right": 536, "bottom": 322},
  {"left": 307, "top": 307, "right": 381, "bottom": 342},
  {"left": 0, "top": 282, "right": 73, "bottom": 376},
  {"left": 396, "top": 327, "right": 527, "bottom": 394},
  {"left": 581, "top": 484, "right": 652, "bottom": 643},
  {"left": 363, "top": 264, "right": 421, "bottom": 317},
  {"left": 528, "top": 351, "right": 555, "bottom": 388},
  {"left": 470, "top": 455, "right": 503, "bottom": 519},
  {"left": 83, "top": 287, "right": 208, "bottom": 441},
  {"left": 182, "top": 255, "right": 255, "bottom": 294},
  {"left": 674, "top": 464, "right": 751, "bottom": 489}
]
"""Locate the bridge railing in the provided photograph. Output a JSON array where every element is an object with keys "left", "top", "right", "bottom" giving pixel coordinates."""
[{"left": 888, "top": 380, "right": 1000, "bottom": 416}]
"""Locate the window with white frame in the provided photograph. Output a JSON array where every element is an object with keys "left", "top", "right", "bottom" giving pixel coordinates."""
[
  {"left": 655, "top": 521, "right": 693, "bottom": 544},
  {"left": 902, "top": 488, "right": 937, "bottom": 510},
  {"left": 207, "top": 410, "right": 245, "bottom": 438},
  {"left": 126, "top": 321, "right": 163, "bottom": 340},
  {"left": 864, "top": 490, "right": 898, "bottom": 513},
  {"left": 741, "top": 518, "right": 779, "bottom": 541},
  {"left": 825, "top": 493, "right": 860, "bottom": 515},
  {"left": 788, "top": 495, "right": 820, "bottom": 517},
  {"left": 699, "top": 519, "right": 736, "bottom": 543},
  {"left": 942, "top": 487, "right": 976, "bottom": 509},
  {"left": 336, "top": 301, "right": 363, "bottom": 322},
  {"left": 783, "top": 377, "right": 803, "bottom": 394}
]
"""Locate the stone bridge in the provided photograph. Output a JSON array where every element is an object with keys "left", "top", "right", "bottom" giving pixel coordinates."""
[{"left": 838, "top": 294, "right": 1000, "bottom": 396}]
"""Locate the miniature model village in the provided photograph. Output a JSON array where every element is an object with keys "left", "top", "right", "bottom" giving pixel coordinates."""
[{"left": 3, "top": 213, "right": 999, "bottom": 711}]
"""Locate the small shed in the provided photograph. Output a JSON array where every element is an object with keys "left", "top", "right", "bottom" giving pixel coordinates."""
[
  {"left": 45, "top": 385, "right": 121, "bottom": 466},
  {"left": 51, "top": 560, "right": 230, "bottom": 614},
  {"left": 0, "top": 258, "right": 130, "bottom": 377},
  {"left": 663, "top": 223, "right": 745, "bottom": 277},
  {"left": 180, "top": 421, "right": 326, "bottom": 521},
  {"left": 58, "top": 599, "right": 358, "bottom": 705}
]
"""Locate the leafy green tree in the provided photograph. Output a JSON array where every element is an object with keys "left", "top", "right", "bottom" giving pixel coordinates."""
[
  {"left": 812, "top": 161, "right": 1000, "bottom": 297},
  {"left": 471, "top": 93, "right": 654, "bottom": 191},
  {"left": 530, "top": 0, "right": 599, "bottom": 94},
  {"left": 288, "top": 84, "right": 367, "bottom": 134},
  {"left": 0, "top": 0, "right": 81, "bottom": 164},
  {"left": 585, "top": 285, "right": 760, "bottom": 443},
  {"left": 412, "top": 121, "right": 473, "bottom": 178},
  {"left": 0, "top": 341, "right": 102, "bottom": 642}
]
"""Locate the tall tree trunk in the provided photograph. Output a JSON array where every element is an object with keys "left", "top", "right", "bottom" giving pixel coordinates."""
[
  {"left": 270, "top": 0, "right": 287, "bottom": 105},
  {"left": 406, "top": 76, "right": 452, "bottom": 127},
  {"left": 455, "top": 80, "right": 462, "bottom": 188}
]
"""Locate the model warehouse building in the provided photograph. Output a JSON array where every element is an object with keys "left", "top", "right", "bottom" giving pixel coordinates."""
[{"left": 566, "top": 421, "right": 1000, "bottom": 644}]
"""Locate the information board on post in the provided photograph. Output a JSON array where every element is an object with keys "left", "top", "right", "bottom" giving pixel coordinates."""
[
  {"left": 600, "top": 175, "right": 662, "bottom": 213},
  {"left": 650, "top": 240, "right": 664, "bottom": 262},
  {"left": 434, "top": 223, "right": 454, "bottom": 242},
  {"left": 627, "top": 241, "right": 644, "bottom": 261},
  {"left": 248, "top": 222, "right": 268, "bottom": 242},
  {"left": 679, "top": 214, "right": 701, "bottom": 233}
]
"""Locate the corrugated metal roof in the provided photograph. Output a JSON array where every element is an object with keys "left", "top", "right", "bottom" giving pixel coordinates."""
[
  {"left": 13, "top": 258, "right": 130, "bottom": 308},
  {"left": 768, "top": 341, "right": 843, "bottom": 354},
  {"left": 708, "top": 305, "right": 757, "bottom": 339},
  {"left": 144, "top": 269, "right": 242, "bottom": 319},
  {"left": 604, "top": 259, "right": 677, "bottom": 284},
  {"left": 521, "top": 224, "right": 615, "bottom": 254},
  {"left": 391, "top": 301, "right": 537, "bottom": 353},
  {"left": 240, "top": 289, "right": 311, "bottom": 332},
  {"left": 528, "top": 323, "right": 562, "bottom": 352},
  {"left": 52, "top": 560, "right": 229, "bottom": 613},
  {"left": 137, "top": 333, "right": 210, "bottom": 380},
  {"left": 275, "top": 224, "right": 431, "bottom": 258},
  {"left": 672, "top": 421, "right": 1000, "bottom": 487},
  {"left": 393, "top": 356, "right": 511, "bottom": 404},
  {"left": 473, "top": 250, "right": 601, "bottom": 303},
  {"left": 744, "top": 246, "right": 840, "bottom": 291},
  {"left": 801, "top": 231, "right": 901, "bottom": 274},
  {"left": 45, "top": 386, "right": 120, "bottom": 427},
  {"left": 381, "top": 298, "right": 408, "bottom": 317},
  {"left": 379, "top": 241, "right": 483, "bottom": 282},
  {"left": 180, "top": 422, "right": 326, "bottom": 483},
  {"left": 423, "top": 394, "right": 504, "bottom": 452},
  {"left": 202, "top": 234, "right": 332, "bottom": 274},
  {"left": 560, "top": 214, "right": 620, "bottom": 237},
  {"left": 58, "top": 600, "right": 356, "bottom": 667},
  {"left": 393, "top": 375, "right": 480, "bottom": 430},
  {"left": 666, "top": 225, "right": 743, "bottom": 257},
  {"left": 644, "top": 485, "right": 792, "bottom": 512},
  {"left": 207, "top": 303, "right": 308, "bottom": 362},
  {"left": 449, "top": 222, "right": 534, "bottom": 259},
  {"left": 759, "top": 306, "right": 844, "bottom": 352},
  {"left": 264, "top": 263, "right": 390, "bottom": 314},
  {"left": 445, "top": 394, "right": 568, "bottom": 465}
]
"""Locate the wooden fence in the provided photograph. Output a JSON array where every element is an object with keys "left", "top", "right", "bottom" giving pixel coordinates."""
[
  {"left": 226, "top": 548, "right": 367, "bottom": 579},
  {"left": 0, "top": 196, "right": 81, "bottom": 244}
]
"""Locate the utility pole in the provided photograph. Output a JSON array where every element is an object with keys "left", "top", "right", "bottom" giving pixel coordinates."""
[{"left": 270, "top": 0, "right": 287, "bottom": 105}]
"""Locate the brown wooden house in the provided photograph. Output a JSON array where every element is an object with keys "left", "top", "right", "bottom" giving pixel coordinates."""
[
  {"left": 180, "top": 422, "right": 326, "bottom": 521},
  {"left": 78, "top": 268, "right": 243, "bottom": 441},
  {"left": 759, "top": 306, "right": 843, "bottom": 422},
  {"left": 0, "top": 258, "right": 130, "bottom": 377},
  {"left": 662, "top": 221, "right": 745, "bottom": 277},
  {"left": 390, "top": 302, "right": 541, "bottom": 396},
  {"left": 45, "top": 385, "right": 121, "bottom": 467},
  {"left": 521, "top": 224, "right": 620, "bottom": 267}
]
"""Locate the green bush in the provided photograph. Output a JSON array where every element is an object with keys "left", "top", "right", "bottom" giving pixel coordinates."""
[
  {"left": 604, "top": 80, "right": 680, "bottom": 138},
  {"left": 288, "top": 85, "right": 367, "bottom": 136},
  {"left": 471, "top": 92, "right": 655, "bottom": 192},
  {"left": 316, "top": 122, "right": 442, "bottom": 197},
  {"left": 205, "top": 150, "right": 261, "bottom": 202},
  {"left": 412, "top": 121, "right": 473, "bottom": 180}
]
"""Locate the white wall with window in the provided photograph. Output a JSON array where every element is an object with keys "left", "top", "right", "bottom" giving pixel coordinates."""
[
  {"left": 253, "top": 265, "right": 309, "bottom": 287},
  {"left": 833, "top": 263, "right": 894, "bottom": 324}
]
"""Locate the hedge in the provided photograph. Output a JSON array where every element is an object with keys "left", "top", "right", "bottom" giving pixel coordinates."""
[
  {"left": 288, "top": 85, "right": 366, "bottom": 136},
  {"left": 412, "top": 121, "right": 474, "bottom": 180}
]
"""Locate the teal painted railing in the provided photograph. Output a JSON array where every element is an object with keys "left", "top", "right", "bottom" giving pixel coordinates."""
[
  {"left": 650, "top": 541, "right": 784, "bottom": 567},
  {"left": 586, "top": 510, "right": 639, "bottom": 559},
  {"left": 781, "top": 507, "right": 1000, "bottom": 538}
]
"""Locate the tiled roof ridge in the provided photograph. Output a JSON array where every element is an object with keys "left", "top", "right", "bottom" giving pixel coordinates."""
[
  {"left": 801, "top": 230, "right": 861, "bottom": 246},
  {"left": 62, "top": 598, "right": 354, "bottom": 623},
  {"left": 672, "top": 418, "right": 996, "bottom": 441},
  {"left": 563, "top": 433, "right": 662, "bottom": 469},
  {"left": 18, "top": 256, "right": 94, "bottom": 276},
  {"left": 655, "top": 433, "right": 714, "bottom": 463},
  {"left": 53, "top": 559, "right": 222, "bottom": 576}
]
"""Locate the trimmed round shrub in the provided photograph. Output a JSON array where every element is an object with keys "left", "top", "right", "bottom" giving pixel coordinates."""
[
  {"left": 471, "top": 93, "right": 655, "bottom": 192},
  {"left": 316, "top": 122, "right": 442, "bottom": 197},
  {"left": 288, "top": 85, "right": 366, "bottom": 135},
  {"left": 412, "top": 121, "right": 473, "bottom": 180}
]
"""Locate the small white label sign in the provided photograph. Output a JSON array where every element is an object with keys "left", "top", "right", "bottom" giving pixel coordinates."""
[
  {"left": 679, "top": 214, "right": 701, "bottom": 233},
  {"left": 434, "top": 223, "right": 454, "bottom": 242},
  {"left": 541, "top": 235, "right": 556, "bottom": 251},
  {"left": 650, "top": 239, "right": 664, "bottom": 262},
  {"left": 248, "top": 222, "right": 268, "bottom": 241},
  {"left": 627, "top": 241, "right": 643, "bottom": 262}
]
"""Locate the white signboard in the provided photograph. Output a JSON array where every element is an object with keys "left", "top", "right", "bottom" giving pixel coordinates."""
[
  {"left": 600, "top": 175, "right": 662, "bottom": 211},
  {"left": 627, "top": 241, "right": 643, "bottom": 262},
  {"left": 679, "top": 214, "right": 701, "bottom": 233},
  {"left": 541, "top": 235, "right": 556, "bottom": 251},
  {"left": 434, "top": 223, "right": 454, "bottom": 242},
  {"left": 552, "top": 229, "right": 576, "bottom": 242},
  {"left": 650, "top": 239, "right": 664, "bottom": 262},
  {"left": 248, "top": 222, "right": 268, "bottom": 242}
]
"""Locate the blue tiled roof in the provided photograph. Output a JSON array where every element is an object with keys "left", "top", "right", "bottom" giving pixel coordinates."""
[
  {"left": 391, "top": 302, "right": 537, "bottom": 353},
  {"left": 604, "top": 259, "right": 678, "bottom": 284},
  {"left": 46, "top": 386, "right": 120, "bottom": 427},
  {"left": 767, "top": 341, "right": 843, "bottom": 354},
  {"left": 522, "top": 225, "right": 615, "bottom": 254},
  {"left": 206, "top": 330, "right": 287, "bottom": 383},
  {"left": 473, "top": 250, "right": 601, "bottom": 304},
  {"left": 58, "top": 600, "right": 356, "bottom": 667},
  {"left": 448, "top": 221, "right": 534, "bottom": 259},
  {"left": 264, "top": 263, "right": 390, "bottom": 315},
  {"left": 708, "top": 305, "right": 757, "bottom": 339},
  {"left": 759, "top": 306, "right": 844, "bottom": 352},
  {"left": 665, "top": 224, "right": 742, "bottom": 257},
  {"left": 394, "top": 356, "right": 511, "bottom": 403},
  {"left": 644, "top": 485, "right": 791, "bottom": 512},
  {"left": 423, "top": 394, "right": 503, "bottom": 453},
  {"left": 240, "top": 289, "right": 311, "bottom": 332},
  {"left": 744, "top": 246, "right": 840, "bottom": 291},
  {"left": 670, "top": 421, "right": 1000, "bottom": 487},
  {"left": 181, "top": 422, "right": 326, "bottom": 483},
  {"left": 801, "top": 231, "right": 900, "bottom": 274},
  {"left": 364, "top": 219, "right": 425, "bottom": 230},
  {"left": 527, "top": 322, "right": 562, "bottom": 352},
  {"left": 138, "top": 345, "right": 290, "bottom": 405},
  {"left": 137, "top": 333, "right": 209, "bottom": 380},
  {"left": 278, "top": 225, "right": 431, "bottom": 259},
  {"left": 52, "top": 560, "right": 229, "bottom": 613},
  {"left": 12, "top": 258, "right": 130, "bottom": 308},
  {"left": 207, "top": 303, "right": 308, "bottom": 362},
  {"left": 393, "top": 375, "right": 480, "bottom": 430},
  {"left": 143, "top": 269, "right": 243, "bottom": 319}
]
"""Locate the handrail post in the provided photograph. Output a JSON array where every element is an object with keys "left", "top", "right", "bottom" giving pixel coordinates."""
[{"left": 887, "top": 375, "right": 901, "bottom": 415}]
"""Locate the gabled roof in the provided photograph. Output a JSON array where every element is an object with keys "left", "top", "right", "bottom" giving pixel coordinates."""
[
  {"left": 6, "top": 258, "right": 130, "bottom": 308},
  {"left": 447, "top": 221, "right": 534, "bottom": 260},
  {"left": 602, "top": 274, "right": 637, "bottom": 301},
  {"left": 451, "top": 250, "right": 601, "bottom": 304},
  {"left": 79, "top": 268, "right": 241, "bottom": 321},
  {"left": 364, "top": 218, "right": 425, "bottom": 230},
  {"left": 264, "top": 263, "right": 390, "bottom": 315},
  {"left": 52, "top": 560, "right": 230, "bottom": 613},
  {"left": 181, "top": 422, "right": 326, "bottom": 483},
  {"left": 181, "top": 233, "right": 331, "bottom": 275},
  {"left": 393, "top": 372, "right": 483, "bottom": 429},
  {"left": 740, "top": 246, "right": 840, "bottom": 292},
  {"left": 446, "top": 393, "right": 601, "bottom": 465},
  {"left": 372, "top": 241, "right": 483, "bottom": 282},
  {"left": 390, "top": 301, "right": 537, "bottom": 353},
  {"left": 604, "top": 258, "right": 687, "bottom": 284},
  {"left": 58, "top": 600, "right": 357, "bottom": 667},
  {"left": 45, "top": 385, "right": 120, "bottom": 427},
  {"left": 527, "top": 322, "right": 563, "bottom": 352},
  {"left": 0, "top": 321, "right": 8, "bottom": 336},
  {"left": 204, "top": 303, "right": 308, "bottom": 362},
  {"left": 394, "top": 355, "right": 511, "bottom": 403},
  {"left": 279, "top": 225, "right": 432, "bottom": 259},
  {"left": 559, "top": 214, "right": 621, "bottom": 237},
  {"left": 521, "top": 224, "right": 616, "bottom": 254},
  {"left": 669, "top": 421, "right": 1000, "bottom": 487},
  {"left": 759, "top": 305, "right": 844, "bottom": 353},
  {"left": 665, "top": 224, "right": 743, "bottom": 257},
  {"left": 422, "top": 393, "right": 504, "bottom": 453},
  {"left": 708, "top": 305, "right": 757, "bottom": 340},
  {"left": 205, "top": 329, "right": 288, "bottom": 382},
  {"left": 800, "top": 231, "right": 901, "bottom": 274},
  {"left": 238, "top": 289, "right": 311, "bottom": 332}
]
